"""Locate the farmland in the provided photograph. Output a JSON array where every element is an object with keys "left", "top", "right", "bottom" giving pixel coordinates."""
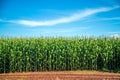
[
  {"left": 0, "top": 70, "right": 120, "bottom": 80},
  {"left": 0, "top": 37, "right": 120, "bottom": 73},
  {"left": 0, "top": 37, "right": 120, "bottom": 80}
]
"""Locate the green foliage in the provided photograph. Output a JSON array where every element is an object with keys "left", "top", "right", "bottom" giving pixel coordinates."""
[
  {"left": 0, "top": 37, "right": 120, "bottom": 73},
  {"left": 97, "top": 53, "right": 104, "bottom": 70}
]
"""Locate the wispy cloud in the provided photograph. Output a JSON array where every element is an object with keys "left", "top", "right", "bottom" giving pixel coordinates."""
[
  {"left": 108, "top": 31, "right": 120, "bottom": 34},
  {"left": 108, "top": 32, "right": 120, "bottom": 38},
  {"left": 110, "top": 34, "right": 120, "bottom": 38},
  {"left": 0, "top": 19, "right": 3, "bottom": 22},
  {"left": 42, "top": 26, "right": 90, "bottom": 34},
  {"left": 100, "top": 17, "right": 120, "bottom": 20},
  {"left": 0, "top": 6, "right": 119, "bottom": 27},
  {"left": 84, "top": 17, "right": 120, "bottom": 23}
]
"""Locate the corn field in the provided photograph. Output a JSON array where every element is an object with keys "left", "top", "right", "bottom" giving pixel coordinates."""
[{"left": 0, "top": 37, "right": 120, "bottom": 73}]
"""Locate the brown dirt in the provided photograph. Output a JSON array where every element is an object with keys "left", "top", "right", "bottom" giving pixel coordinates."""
[{"left": 0, "top": 70, "right": 120, "bottom": 80}]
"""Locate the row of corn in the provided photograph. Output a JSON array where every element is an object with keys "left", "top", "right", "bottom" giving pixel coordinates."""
[{"left": 0, "top": 37, "right": 120, "bottom": 73}]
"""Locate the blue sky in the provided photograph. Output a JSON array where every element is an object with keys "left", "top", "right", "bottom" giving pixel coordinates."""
[{"left": 0, "top": 0, "right": 120, "bottom": 37}]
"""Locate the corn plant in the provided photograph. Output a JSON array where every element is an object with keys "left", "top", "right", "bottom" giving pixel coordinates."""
[{"left": 0, "top": 37, "right": 120, "bottom": 73}]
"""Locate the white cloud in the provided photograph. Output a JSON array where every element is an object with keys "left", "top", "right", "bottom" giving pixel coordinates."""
[
  {"left": 110, "top": 34, "right": 120, "bottom": 38},
  {"left": 109, "top": 32, "right": 120, "bottom": 34},
  {"left": 83, "top": 16, "right": 120, "bottom": 23},
  {"left": 0, "top": 5, "right": 119, "bottom": 27},
  {"left": 109, "top": 32, "right": 120, "bottom": 38},
  {"left": 101, "top": 17, "right": 120, "bottom": 20},
  {"left": 0, "top": 19, "right": 3, "bottom": 22},
  {"left": 42, "top": 27, "right": 90, "bottom": 34}
]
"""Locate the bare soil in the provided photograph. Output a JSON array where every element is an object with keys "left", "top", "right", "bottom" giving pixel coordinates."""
[{"left": 0, "top": 70, "right": 120, "bottom": 80}]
